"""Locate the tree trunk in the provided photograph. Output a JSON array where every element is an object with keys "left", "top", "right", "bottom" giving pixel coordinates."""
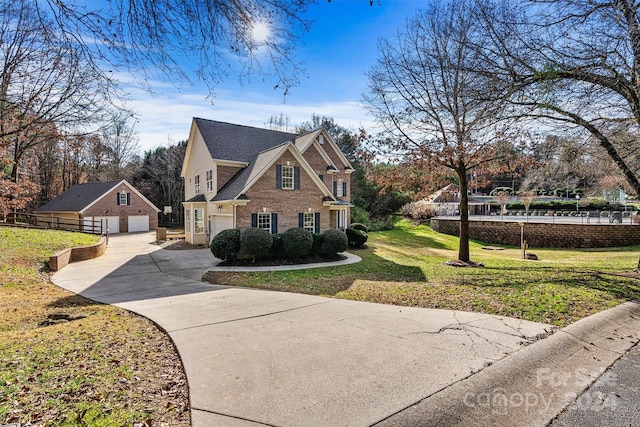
[{"left": 457, "top": 167, "right": 470, "bottom": 263}]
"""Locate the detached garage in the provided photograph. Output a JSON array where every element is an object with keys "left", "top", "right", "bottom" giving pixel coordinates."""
[{"left": 36, "top": 180, "right": 160, "bottom": 234}]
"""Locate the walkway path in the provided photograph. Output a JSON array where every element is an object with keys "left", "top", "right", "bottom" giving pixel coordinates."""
[{"left": 51, "top": 232, "right": 640, "bottom": 426}]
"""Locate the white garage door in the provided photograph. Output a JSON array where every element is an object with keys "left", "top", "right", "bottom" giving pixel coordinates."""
[
  {"left": 85, "top": 216, "right": 120, "bottom": 234},
  {"left": 128, "top": 215, "right": 149, "bottom": 232}
]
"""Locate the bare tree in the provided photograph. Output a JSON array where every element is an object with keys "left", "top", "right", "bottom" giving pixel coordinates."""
[
  {"left": 33, "top": 0, "right": 322, "bottom": 97},
  {"left": 475, "top": 0, "right": 640, "bottom": 196},
  {"left": 0, "top": 0, "right": 112, "bottom": 182},
  {"left": 100, "top": 111, "right": 139, "bottom": 180},
  {"left": 364, "top": 1, "right": 507, "bottom": 263}
]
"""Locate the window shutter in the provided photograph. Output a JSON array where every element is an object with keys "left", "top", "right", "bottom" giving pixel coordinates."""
[
  {"left": 116, "top": 193, "right": 120, "bottom": 205},
  {"left": 127, "top": 193, "right": 131, "bottom": 205},
  {"left": 276, "top": 165, "right": 282, "bottom": 189},
  {"left": 333, "top": 182, "right": 337, "bottom": 196},
  {"left": 294, "top": 166, "right": 300, "bottom": 190},
  {"left": 271, "top": 213, "right": 278, "bottom": 234},
  {"left": 298, "top": 213, "right": 304, "bottom": 228},
  {"left": 251, "top": 213, "right": 257, "bottom": 227},
  {"left": 342, "top": 182, "right": 347, "bottom": 197},
  {"left": 314, "top": 213, "right": 320, "bottom": 234}
]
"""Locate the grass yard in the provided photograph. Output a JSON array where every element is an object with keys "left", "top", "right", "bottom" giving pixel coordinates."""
[
  {"left": 0, "top": 227, "right": 189, "bottom": 426},
  {"left": 204, "top": 219, "right": 640, "bottom": 326}
]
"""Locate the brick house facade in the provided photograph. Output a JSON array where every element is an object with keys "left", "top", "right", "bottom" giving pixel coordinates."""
[
  {"left": 181, "top": 118, "right": 354, "bottom": 245},
  {"left": 36, "top": 180, "right": 160, "bottom": 234}
]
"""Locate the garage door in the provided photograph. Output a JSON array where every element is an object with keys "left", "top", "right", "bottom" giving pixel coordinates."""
[
  {"left": 85, "top": 216, "right": 120, "bottom": 234},
  {"left": 128, "top": 215, "right": 149, "bottom": 232}
]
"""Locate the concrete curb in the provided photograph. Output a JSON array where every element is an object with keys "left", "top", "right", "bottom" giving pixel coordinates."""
[
  {"left": 208, "top": 251, "right": 362, "bottom": 272},
  {"left": 375, "top": 301, "right": 640, "bottom": 427}
]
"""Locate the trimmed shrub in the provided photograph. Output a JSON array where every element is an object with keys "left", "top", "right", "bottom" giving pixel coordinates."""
[
  {"left": 210, "top": 228, "right": 241, "bottom": 262},
  {"left": 346, "top": 227, "right": 368, "bottom": 248},
  {"left": 239, "top": 227, "right": 273, "bottom": 262},
  {"left": 282, "top": 227, "right": 313, "bottom": 258},
  {"left": 311, "top": 233, "right": 325, "bottom": 255},
  {"left": 321, "top": 229, "right": 348, "bottom": 255},
  {"left": 267, "top": 234, "right": 283, "bottom": 258},
  {"left": 350, "top": 222, "right": 369, "bottom": 233}
]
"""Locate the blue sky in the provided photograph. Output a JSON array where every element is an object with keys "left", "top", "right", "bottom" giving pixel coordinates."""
[{"left": 131, "top": 0, "right": 425, "bottom": 151}]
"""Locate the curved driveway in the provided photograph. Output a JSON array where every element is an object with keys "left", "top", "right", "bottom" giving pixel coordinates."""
[{"left": 52, "top": 232, "right": 554, "bottom": 426}]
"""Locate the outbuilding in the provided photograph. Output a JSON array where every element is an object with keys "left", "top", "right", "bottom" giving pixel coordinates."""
[{"left": 36, "top": 180, "right": 160, "bottom": 233}]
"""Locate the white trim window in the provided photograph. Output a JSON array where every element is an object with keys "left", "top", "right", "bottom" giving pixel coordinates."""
[
  {"left": 194, "top": 174, "right": 201, "bottom": 194},
  {"left": 303, "top": 212, "right": 315, "bottom": 233},
  {"left": 282, "top": 165, "right": 294, "bottom": 190},
  {"left": 336, "top": 180, "right": 344, "bottom": 197},
  {"left": 185, "top": 209, "right": 191, "bottom": 233},
  {"left": 206, "top": 170, "right": 213, "bottom": 192},
  {"left": 194, "top": 208, "right": 204, "bottom": 234},
  {"left": 118, "top": 192, "right": 128, "bottom": 205},
  {"left": 257, "top": 212, "right": 271, "bottom": 231}
]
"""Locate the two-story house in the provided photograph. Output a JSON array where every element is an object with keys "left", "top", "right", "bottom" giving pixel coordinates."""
[{"left": 181, "top": 118, "right": 354, "bottom": 245}]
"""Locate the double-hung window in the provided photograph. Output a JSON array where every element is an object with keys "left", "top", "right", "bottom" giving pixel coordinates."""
[
  {"left": 194, "top": 174, "right": 200, "bottom": 194},
  {"left": 118, "top": 192, "right": 129, "bottom": 205},
  {"left": 303, "top": 212, "right": 315, "bottom": 233},
  {"left": 194, "top": 208, "right": 204, "bottom": 234},
  {"left": 281, "top": 165, "right": 294, "bottom": 189},
  {"left": 257, "top": 212, "right": 271, "bottom": 232},
  {"left": 206, "top": 170, "right": 213, "bottom": 192}
]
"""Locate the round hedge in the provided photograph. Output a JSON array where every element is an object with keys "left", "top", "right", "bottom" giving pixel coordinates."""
[
  {"left": 282, "top": 227, "right": 313, "bottom": 258},
  {"left": 210, "top": 228, "right": 241, "bottom": 262},
  {"left": 321, "top": 229, "right": 348, "bottom": 255},
  {"left": 240, "top": 227, "right": 273, "bottom": 261},
  {"left": 346, "top": 227, "right": 368, "bottom": 248},
  {"left": 350, "top": 222, "right": 369, "bottom": 233}
]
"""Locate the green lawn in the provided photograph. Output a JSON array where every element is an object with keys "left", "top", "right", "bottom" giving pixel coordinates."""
[
  {"left": 204, "top": 219, "right": 640, "bottom": 326},
  {"left": 0, "top": 227, "right": 189, "bottom": 426}
]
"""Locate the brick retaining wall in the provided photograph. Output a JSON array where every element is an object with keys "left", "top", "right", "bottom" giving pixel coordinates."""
[
  {"left": 430, "top": 218, "right": 640, "bottom": 248},
  {"left": 49, "top": 236, "right": 107, "bottom": 271}
]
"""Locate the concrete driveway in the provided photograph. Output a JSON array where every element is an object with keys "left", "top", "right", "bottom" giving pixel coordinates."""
[{"left": 52, "top": 232, "right": 556, "bottom": 426}]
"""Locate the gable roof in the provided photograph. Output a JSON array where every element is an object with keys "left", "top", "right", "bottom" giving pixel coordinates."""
[
  {"left": 194, "top": 118, "right": 298, "bottom": 162},
  {"left": 37, "top": 181, "right": 121, "bottom": 213},
  {"left": 213, "top": 142, "right": 334, "bottom": 203},
  {"left": 36, "top": 180, "right": 160, "bottom": 213}
]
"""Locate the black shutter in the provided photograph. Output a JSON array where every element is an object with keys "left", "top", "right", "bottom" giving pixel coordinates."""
[
  {"left": 314, "top": 213, "right": 320, "bottom": 234},
  {"left": 116, "top": 193, "right": 120, "bottom": 205},
  {"left": 342, "top": 182, "right": 347, "bottom": 197},
  {"left": 294, "top": 166, "right": 300, "bottom": 190},
  {"left": 127, "top": 193, "right": 131, "bottom": 205},
  {"left": 251, "top": 213, "right": 257, "bottom": 227},
  {"left": 271, "top": 213, "right": 278, "bottom": 234},
  {"left": 333, "top": 182, "right": 337, "bottom": 196},
  {"left": 298, "top": 212, "right": 304, "bottom": 228},
  {"left": 276, "top": 165, "right": 282, "bottom": 189}
]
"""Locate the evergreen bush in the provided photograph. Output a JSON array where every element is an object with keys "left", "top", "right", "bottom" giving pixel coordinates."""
[
  {"left": 346, "top": 227, "right": 368, "bottom": 248},
  {"left": 210, "top": 228, "right": 241, "bottom": 262},
  {"left": 282, "top": 227, "right": 313, "bottom": 258},
  {"left": 239, "top": 227, "right": 273, "bottom": 262},
  {"left": 321, "top": 229, "right": 348, "bottom": 255},
  {"left": 350, "top": 222, "right": 369, "bottom": 232}
]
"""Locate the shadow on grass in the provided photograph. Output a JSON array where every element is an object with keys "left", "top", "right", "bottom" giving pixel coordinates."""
[
  {"left": 204, "top": 248, "right": 427, "bottom": 297},
  {"left": 477, "top": 264, "right": 640, "bottom": 300},
  {"left": 47, "top": 294, "right": 103, "bottom": 309},
  {"left": 374, "top": 226, "right": 451, "bottom": 251}
]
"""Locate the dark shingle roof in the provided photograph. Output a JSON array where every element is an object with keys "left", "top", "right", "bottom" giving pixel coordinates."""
[
  {"left": 194, "top": 118, "right": 298, "bottom": 162},
  {"left": 36, "top": 181, "right": 121, "bottom": 212},
  {"left": 212, "top": 143, "right": 289, "bottom": 202}
]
